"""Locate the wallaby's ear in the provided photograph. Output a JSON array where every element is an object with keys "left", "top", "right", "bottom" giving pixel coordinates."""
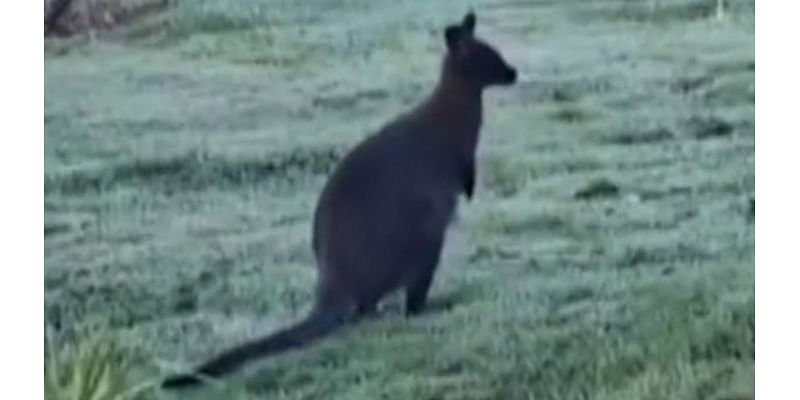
[
  {"left": 445, "top": 11, "right": 476, "bottom": 50},
  {"left": 461, "top": 11, "right": 476, "bottom": 35},
  {"left": 444, "top": 24, "right": 462, "bottom": 50}
]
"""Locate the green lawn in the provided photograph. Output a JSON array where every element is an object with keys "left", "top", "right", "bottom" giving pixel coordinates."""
[{"left": 44, "top": 0, "right": 754, "bottom": 399}]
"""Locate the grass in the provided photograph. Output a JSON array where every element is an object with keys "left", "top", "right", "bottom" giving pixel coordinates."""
[
  {"left": 44, "top": 0, "right": 754, "bottom": 399},
  {"left": 45, "top": 328, "right": 153, "bottom": 400}
]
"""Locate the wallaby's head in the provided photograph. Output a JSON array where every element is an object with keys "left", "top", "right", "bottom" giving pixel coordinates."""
[{"left": 443, "top": 12, "right": 517, "bottom": 87}]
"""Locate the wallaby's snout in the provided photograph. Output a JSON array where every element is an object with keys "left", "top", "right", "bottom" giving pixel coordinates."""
[{"left": 502, "top": 66, "right": 517, "bottom": 85}]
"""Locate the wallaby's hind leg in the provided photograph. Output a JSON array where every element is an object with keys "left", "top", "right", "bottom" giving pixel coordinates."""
[
  {"left": 405, "top": 266, "right": 436, "bottom": 316},
  {"left": 404, "top": 232, "right": 445, "bottom": 316},
  {"left": 356, "top": 296, "right": 379, "bottom": 319}
]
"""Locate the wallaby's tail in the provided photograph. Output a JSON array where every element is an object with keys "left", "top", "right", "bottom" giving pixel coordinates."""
[{"left": 161, "top": 304, "right": 348, "bottom": 389}]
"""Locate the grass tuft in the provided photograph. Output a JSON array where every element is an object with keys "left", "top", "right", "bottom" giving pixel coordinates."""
[{"left": 45, "top": 329, "right": 152, "bottom": 400}]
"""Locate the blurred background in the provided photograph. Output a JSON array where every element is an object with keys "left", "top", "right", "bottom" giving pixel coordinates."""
[{"left": 44, "top": 1, "right": 754, "bottom": 399}]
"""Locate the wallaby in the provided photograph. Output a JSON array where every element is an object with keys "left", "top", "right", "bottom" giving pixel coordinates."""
[{"left": 162, "top": 11, "right": 517, "bottom": 389}]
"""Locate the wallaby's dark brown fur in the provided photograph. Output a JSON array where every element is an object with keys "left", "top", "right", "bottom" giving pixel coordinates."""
[{"left": 162, "top": 12, "right": 517, "bottom": 389}]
